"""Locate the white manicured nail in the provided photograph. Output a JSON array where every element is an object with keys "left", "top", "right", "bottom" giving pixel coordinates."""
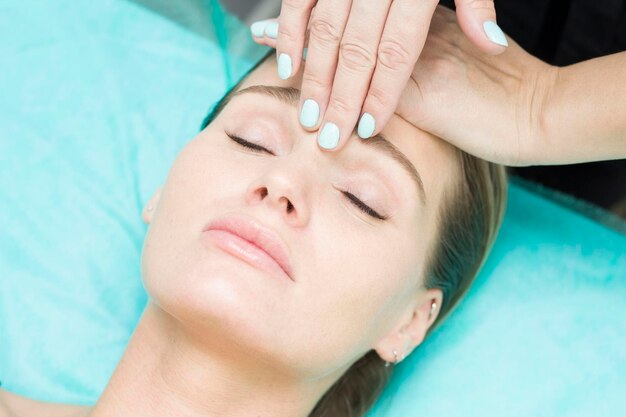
[
  {"left": 318, "top": 123, "right": 340, "bottom": 149},
  {"left": 483, "top": 21, "right": 508, "bottom": 47},
  {"left": 250, "top": 20, "right": 269, "bottom": 38},
  {"left": 264, "top": 22, "right": 279, "bottom": 39},
  {"left": 300, "top": 99, "right": 319, "bottom": 128},
  {"left": 357, "top": 113, "right": 376, "bottom": 139},
  {"left": 278, "top": 53, "right": 292, "bottom": 80}
]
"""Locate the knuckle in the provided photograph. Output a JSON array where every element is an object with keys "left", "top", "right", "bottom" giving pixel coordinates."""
[
  {"left": 309, "top": 18, "right": 342, "bottom": 45},
  {"left": 377, "top": 39, "right": 412, "bottom": 71},
  {"left": 277, "top": 24, "right": 298, "bottom": 42},
  {"left": 301, "top": 71, "right": 329, "bottom": 92},
  {"left": 339, "top": 41, "right": 376, "bottom": 72},
  {"left": 367, "top": 85, "right": 392, "bottom": 110},
  {"left": 328, "top": 95, "right": 355, "bottom": 114}
]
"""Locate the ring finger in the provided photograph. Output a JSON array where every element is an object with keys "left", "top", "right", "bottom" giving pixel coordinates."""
[{"left": 312, "top": 0, "right": 392, "bottom": 150}]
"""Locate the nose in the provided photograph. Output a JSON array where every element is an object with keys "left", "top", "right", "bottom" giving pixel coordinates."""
[{"left": 245, "top": 158, "right": 312, "bottom": 227}]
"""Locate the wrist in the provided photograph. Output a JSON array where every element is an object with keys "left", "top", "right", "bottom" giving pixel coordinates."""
[
  {"left": 518, "top": 63, "right": 561, "bottom": 166},
  {"left": 531, "top": 52, "right": 626, "bottom": 165}
]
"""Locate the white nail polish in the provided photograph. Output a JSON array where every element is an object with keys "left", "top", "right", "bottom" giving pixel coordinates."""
[
  {"left": 264, "top": 22, "right": 279, "bottom": 39},
  {"left": 278, "top": 53, "right": 292, "bottom": 80},
  {"left": 250, "top": 20, "right": 269, "bottom": 38},
  {"left": 318, "top": 123, "right": 340, "bottom": 149},
  {"left": 300, "top": 99, "right": 319, "bottom": 128},
  {"left": 357, "top": 113, "right": 376, "bottom": 139},
  {"left": 483, "top": 20, "right": 508, "bottom": 47}
]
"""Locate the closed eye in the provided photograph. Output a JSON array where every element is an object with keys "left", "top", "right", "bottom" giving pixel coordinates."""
[
  {"left": 226, "top": 132, "right": 274, "bottom": 154},
  {"left": 226, "top": 132, "right": 388, "bottom": 221},
  {"left": 342, "top": 191, "right": 388, "bottom": 221}
]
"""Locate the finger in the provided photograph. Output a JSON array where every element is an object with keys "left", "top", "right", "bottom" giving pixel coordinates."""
[
  {"left": 275, "top": 0, "right": 316, "bottom": 80},
  {"left": 297, "top": 0, "right": 352, "bottom": 133},
  {"left": 454, "top": 0, "right": 507, "bottom": 54},
  {"left": 250, "top": 18, "right": 279, "bottom": 48},
  {"left": 315, "top": 0, "right": 393, "bottom": 151},
  {"left": 250, "top": 17, "right": 311, "bottom": 62},
  {"left": 358, "top": 0, "right": 438, "bottom": 140}
]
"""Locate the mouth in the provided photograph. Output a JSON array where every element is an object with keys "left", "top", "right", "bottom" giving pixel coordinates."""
[{"left": 201, "top": 214, "right": 294, "bottom": 282}]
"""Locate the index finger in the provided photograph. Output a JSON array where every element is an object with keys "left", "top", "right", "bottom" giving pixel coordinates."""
[{"left": 276, "top": 0, "right": 316, "bottom": 80}]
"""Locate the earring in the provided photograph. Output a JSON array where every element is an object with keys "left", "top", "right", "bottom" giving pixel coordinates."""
[
  {"left": 429, "top": 301, "right": 437, "bottom": 319},
  {"left": 384, "top": 350, "right": 399, "bottom": 368}
]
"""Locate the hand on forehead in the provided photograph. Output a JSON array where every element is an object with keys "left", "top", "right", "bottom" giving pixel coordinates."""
[{"left": 237, "top": 56, "right": 460, "bottom": 208}]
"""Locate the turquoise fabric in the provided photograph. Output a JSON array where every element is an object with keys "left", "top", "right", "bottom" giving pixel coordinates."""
[
  {"left": 367, "top": 178, "right": 626, "bottom": 416},
  {"left": 0, "top": 0, "right": 267, "bottom": 404},
  {"left": 1, "top": 0, "right": 625, "bottom": 414}
]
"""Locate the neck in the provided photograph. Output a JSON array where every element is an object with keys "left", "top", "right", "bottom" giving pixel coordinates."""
[{"left": 89, "top": 303, "right": 332, "bottom": 417}]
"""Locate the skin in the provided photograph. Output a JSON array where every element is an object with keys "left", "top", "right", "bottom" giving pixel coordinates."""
[
  {"left": 253, "top": 0, "right": 505, "bottom": 150},
  {"left": 0, "top": 57, "right": 460, "bottom": 417},
  {"left": 258, "top": 6, "right": 626, "bottom": 165},
  {"left": 395, "top": 7, "right": 626, "bottom": 165}
]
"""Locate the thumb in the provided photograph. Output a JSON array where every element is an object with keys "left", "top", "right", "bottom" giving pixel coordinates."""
[{"left": 454, "top": 0, "right": 507, "bottom": 54}]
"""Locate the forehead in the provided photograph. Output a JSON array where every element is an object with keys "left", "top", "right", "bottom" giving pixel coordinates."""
[{"left": 235, "top": 56, "right": 459, "bottom": 209}]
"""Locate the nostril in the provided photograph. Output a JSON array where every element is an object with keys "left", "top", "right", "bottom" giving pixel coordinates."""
[{"left": 286, "top": 201, "right": 294, "bottom": 213}]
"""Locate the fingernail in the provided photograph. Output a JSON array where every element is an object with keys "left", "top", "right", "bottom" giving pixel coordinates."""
[
  {"left": 302, "top": 47, "right": 308, "bottom": 61},
  {"left": 357, "top": 113, "right": 376, "bottom": 139},
  {"left": 300, "top": 99, "right": 319, "bottom": 128},
  {"left": 483, "top": 21, "right": 508, "bottom": 47},
  {"left": 250, "top": 20, "right": 269, "bottom": 38},
  {"left": 278, "top": 53, "right": 292, "bottom": 80},
  {"left": 318, "top": 122, "right": 340, "bottom": 150},
  {"left": 264, "top": 22, "right": 279, "bottom": 39}
]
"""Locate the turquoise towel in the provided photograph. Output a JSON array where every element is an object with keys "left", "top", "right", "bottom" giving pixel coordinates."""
[
  {"left": 0, "top": 0, "right": 265, "bottom": 403},
  {"left": 0, "top": 0, "right": 624, "bottom": 414}
]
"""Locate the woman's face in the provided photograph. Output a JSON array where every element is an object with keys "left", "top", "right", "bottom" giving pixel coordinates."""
[{"left": 141, "top": 58, "right": 457, "bottom": 380}]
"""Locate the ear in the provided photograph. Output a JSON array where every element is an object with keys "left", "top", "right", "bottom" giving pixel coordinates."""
[
  {"left": 373, "top": 288, "right": 443, "bottom": 364},
  {"left": 142, "top": 187, "right": 162, "bottom": 224}
]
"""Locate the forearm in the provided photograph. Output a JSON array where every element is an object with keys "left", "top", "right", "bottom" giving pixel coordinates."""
[{"left": 539, "top": 51, "right": 626, "bottom": 164}]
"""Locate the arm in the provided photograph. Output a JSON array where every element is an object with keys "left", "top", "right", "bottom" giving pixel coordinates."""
[{"left": 539, "top": 52, "right": 626, "bottom": 164}]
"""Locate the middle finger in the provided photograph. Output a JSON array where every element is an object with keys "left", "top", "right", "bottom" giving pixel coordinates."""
[
  {"left": 296, "top": 0, "right": 352, "bottom": 131},
  {"left": 314, "top": 0, "right": 393, "bottom": 151}
]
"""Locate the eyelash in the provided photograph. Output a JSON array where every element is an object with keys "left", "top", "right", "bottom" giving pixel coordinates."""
[{"left": 225, "top": 132, "right": 388, "bottom": 221}]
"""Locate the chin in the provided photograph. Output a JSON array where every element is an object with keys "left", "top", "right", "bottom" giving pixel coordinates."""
[{"left": 145, "top": 255, "right": 271, "bottom": 333}]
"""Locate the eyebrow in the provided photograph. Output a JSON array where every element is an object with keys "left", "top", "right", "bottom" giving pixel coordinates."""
[{"left": 230, "top": 85, "right": 426, "bottom": 204}]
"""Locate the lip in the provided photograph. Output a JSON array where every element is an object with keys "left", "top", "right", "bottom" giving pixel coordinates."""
[{"left": 202, "top": 214, "right": 294, "bottom": 282}]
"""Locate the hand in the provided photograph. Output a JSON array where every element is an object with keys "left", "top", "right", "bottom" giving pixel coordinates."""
[
  {"left": 250, "top": 1, "right": 508, "bottom": 152},
  {"left": 395, "top": 6, "right": 559, "bottom": 166}
]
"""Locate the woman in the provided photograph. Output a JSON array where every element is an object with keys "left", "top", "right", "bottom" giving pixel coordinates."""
[{"left": 0, "top": 45, "right": 506, "bottom": 417}]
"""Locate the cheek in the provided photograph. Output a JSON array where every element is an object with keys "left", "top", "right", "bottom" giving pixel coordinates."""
[
  {"left": 140, "top": 136, "right": 243, "bottom": 310},
  {"left": 286, "top": 218, "right": 422, "bottom": 374}
]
